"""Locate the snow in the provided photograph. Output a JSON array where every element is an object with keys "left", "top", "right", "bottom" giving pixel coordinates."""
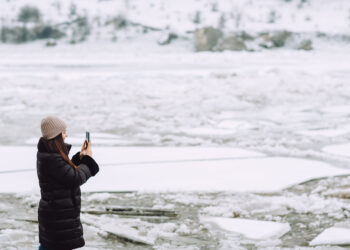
[
  {"left": 0, "top": 146, "right": 36, "bottom": 171},
  {"left": 0, "top": 144, "right": 263, "bottom": 172},
  {"left": 0, "top": 229, "right": 34, "bottom": 245},
  {"left": 86, "top": 193, "right": 113, "bottom": 203},
  {"left": 0, "top": 146, "right": 348, "bottom": 193},
  {"left": 1, "top": 0, "right": 350, "bottom": 36},
  {"left": 200, "top": 216, "right": 290, "bottom": 240},
  {"left": 90, "top": 146, "right": 264, "bottom": 165},
  {"left": 0, "top": 43, "right": 350, "bottom": 162},
  {"left": 323, "top": 143, "right": 350, "bottom": 158},
  {"left": 297, "top": 129, "right": 349, "bottom": 137},
  {"left": 82, "top": 155, "right": 350, "bottom": 193},
  {"left": 310, "top": 226, "right": 350, "bottom": 246}
]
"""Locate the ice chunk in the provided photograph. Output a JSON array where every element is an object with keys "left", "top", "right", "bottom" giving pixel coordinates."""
[
  {"left": 200, "top": 216, "right": 290, "bottom": 240},
  {"left": 81, "top": 215, "right": 156, "bottom": 245},
  {"left": 86, "top": 193, "right": 113, "bottom": 202},
  {"left": 310, "top": 227, "right": 350, "bottom": 246}
]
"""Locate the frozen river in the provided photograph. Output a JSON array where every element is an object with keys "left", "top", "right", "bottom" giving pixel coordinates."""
[
  {"left": 1, "top": 44, "right": 350, "bottom": 165},
  {"left": 1, "top": 42, "right": 350, "bottom": 249},
  {"left": 2, "top": 175, "right": 350, "bottom": 249}
]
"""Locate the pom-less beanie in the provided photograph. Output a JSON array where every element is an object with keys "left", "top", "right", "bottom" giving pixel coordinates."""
[{"left": 41, "top": 116, "right": 67, "bottom": 140}]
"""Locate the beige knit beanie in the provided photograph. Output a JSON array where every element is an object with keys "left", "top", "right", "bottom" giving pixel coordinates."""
[{"left": 41, "top": 116, "right": 67, "bottom": 140}]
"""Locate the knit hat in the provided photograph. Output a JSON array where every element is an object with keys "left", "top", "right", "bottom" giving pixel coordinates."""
[{"left": 41, "top": 116, "right": 67, "bottom": 140}]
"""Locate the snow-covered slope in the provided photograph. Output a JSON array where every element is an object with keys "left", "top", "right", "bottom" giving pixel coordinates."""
[{"left": 0, "top": 0, "right": 349, "bottom": 47}]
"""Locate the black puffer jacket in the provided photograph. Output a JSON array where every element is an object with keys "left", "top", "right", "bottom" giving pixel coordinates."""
[{"left": 36, "top": 138, "right": 99, "bottom": 250}]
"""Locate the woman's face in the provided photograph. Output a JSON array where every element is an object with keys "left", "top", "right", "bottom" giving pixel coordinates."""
[{"left": 62, "top": 130, "right": 67, "bottom": 141}]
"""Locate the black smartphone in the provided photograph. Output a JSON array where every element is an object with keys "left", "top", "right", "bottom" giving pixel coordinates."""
[{"left": 86, "top": 131, "right": 90, "bottom": 148}]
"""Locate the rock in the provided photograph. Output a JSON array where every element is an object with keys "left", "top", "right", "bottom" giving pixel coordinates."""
[
  {"left": 105, "top": 16, "right": 127, "bottom": 29},
  {"left": 158, "top": 31, "right": 178, "bottom": 45},
  {"left": 239, "top": 31, "right": 254, "bottom": 41},
  {"left": 194, "top": 26, "right": 223, "bottom": 51},
  {"left": 257, "top": 33, "right": 274, "bottom": 49},
  {"left": 297, "top": 39, "right": 312, "bottom": 50},
  {"left": 45, "top": 39, "right": 56, "bottom": 47},
  {"left": 216, "top": 35, "right": 246, "bottom": 51},
  {"left": 270, "top": 30, "right": 292, "bottom": 47},
  {"left": 0, "top": 26, "right": 37, "bottom": 43},
  {"left": 33, "top": 25, "right": 64, "bottom": 39}
]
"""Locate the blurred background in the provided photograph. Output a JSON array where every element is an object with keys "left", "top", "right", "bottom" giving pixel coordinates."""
[{"left": 0, "top": 0, "right": 349, "bottom": 162}]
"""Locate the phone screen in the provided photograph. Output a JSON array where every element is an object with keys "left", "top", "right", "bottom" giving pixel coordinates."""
[{"left": 86, "top": 131, "right": 90, "bottom": 144}]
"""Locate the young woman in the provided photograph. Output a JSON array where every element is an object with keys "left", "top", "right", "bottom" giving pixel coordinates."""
[{"left": 37, "top": 116, "right": 99, "bottom": 250}]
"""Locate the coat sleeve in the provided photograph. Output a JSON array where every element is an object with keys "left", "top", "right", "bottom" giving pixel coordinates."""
[
  {"left": 48, "top": 154, "right": 99, "bottom": 187},
  {"left": 71, "top": 151, "right": 81, "bottom": 165}
]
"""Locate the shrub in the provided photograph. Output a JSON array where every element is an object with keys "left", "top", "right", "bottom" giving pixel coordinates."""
[{"left": 17, "top": 6, "right": 41, "bottom": 23}]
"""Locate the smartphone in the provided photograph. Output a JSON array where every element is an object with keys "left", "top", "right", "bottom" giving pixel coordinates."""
[{"left": 85, "top": 131, "right": 90, "bottom": 148}]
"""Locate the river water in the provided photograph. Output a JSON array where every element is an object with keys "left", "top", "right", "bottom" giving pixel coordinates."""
[{"left": 1, "top": 175, "right": 350, "bottom": 249}]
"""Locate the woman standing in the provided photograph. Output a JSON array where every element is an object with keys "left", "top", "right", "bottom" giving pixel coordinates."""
[{"left": 36, "top": 116, "right": 99, "bottom": 250}]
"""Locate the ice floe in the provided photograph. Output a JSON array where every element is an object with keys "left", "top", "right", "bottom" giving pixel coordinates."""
[
  {"left": 82, "top": 214, "right": 156, "bottom": 245},
  {"left": 0, "top": 146, "right": 349, "bottom": 193},
  {"left": 200, "top": 216, "right": 290, "bottom": 240},
  {"left": 310, "top": 224, "right": 350, "bottom": 246},
  {"left": 83, "top": 156, "right": 350, "bottom": 193}
]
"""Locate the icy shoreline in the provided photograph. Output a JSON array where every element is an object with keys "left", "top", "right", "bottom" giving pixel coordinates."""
[
  {"left": 1, "top": 145, "right": 350, "bottom": 248},
  {"left": 2, "top": 174, "right": 350, "bottom": 249}
]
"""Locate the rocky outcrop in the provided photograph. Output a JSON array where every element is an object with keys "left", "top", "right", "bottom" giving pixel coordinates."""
[
  {"left": 270, "top": 31, "right": 292, "bottom": 47},
  {"left": 256, "top": 31, "right": 293, "bottom": 49},
  {"left": 158, "top": 31, "right": 178, "bottom": 45},
  {"left": 193, "top": 27, "right": 312, "bottom": 52},
  {"left": 297, "top": 39, "right": 313, "bottom": 50},
  {"left": 216, "top": 35, "right": 246, "bottom": 51},
  {"left": 194, "top": 26, "right": 223, "bottom": 51}
]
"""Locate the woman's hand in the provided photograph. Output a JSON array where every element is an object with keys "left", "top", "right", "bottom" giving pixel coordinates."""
[
  {"left": 85, "top": 141, "right": 92, "bottom": 157},
  {"left": 80, "top": 140, "right": 92, "bottom": 157}
]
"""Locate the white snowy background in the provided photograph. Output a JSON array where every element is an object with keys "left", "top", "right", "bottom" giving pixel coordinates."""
[{"left": 1, "top": 0, "right": 350, "bottom": 249}]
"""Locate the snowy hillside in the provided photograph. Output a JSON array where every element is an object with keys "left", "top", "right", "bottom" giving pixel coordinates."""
[{"left": 0, "top": 0, "right": 349, "bottom": 50}]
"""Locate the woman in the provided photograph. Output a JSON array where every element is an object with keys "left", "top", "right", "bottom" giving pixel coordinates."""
[{"left": 37, "top": 116, "right": 99, "bottom": 250}]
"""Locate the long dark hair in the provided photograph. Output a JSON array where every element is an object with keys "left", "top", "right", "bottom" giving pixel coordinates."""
[{"left": 39, "top": 133, "right": 78, "bottom": 169}]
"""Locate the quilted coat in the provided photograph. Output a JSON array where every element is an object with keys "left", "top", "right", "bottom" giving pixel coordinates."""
[{"left": 36, "top": 138, "right": 99, "bottom": 249}]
